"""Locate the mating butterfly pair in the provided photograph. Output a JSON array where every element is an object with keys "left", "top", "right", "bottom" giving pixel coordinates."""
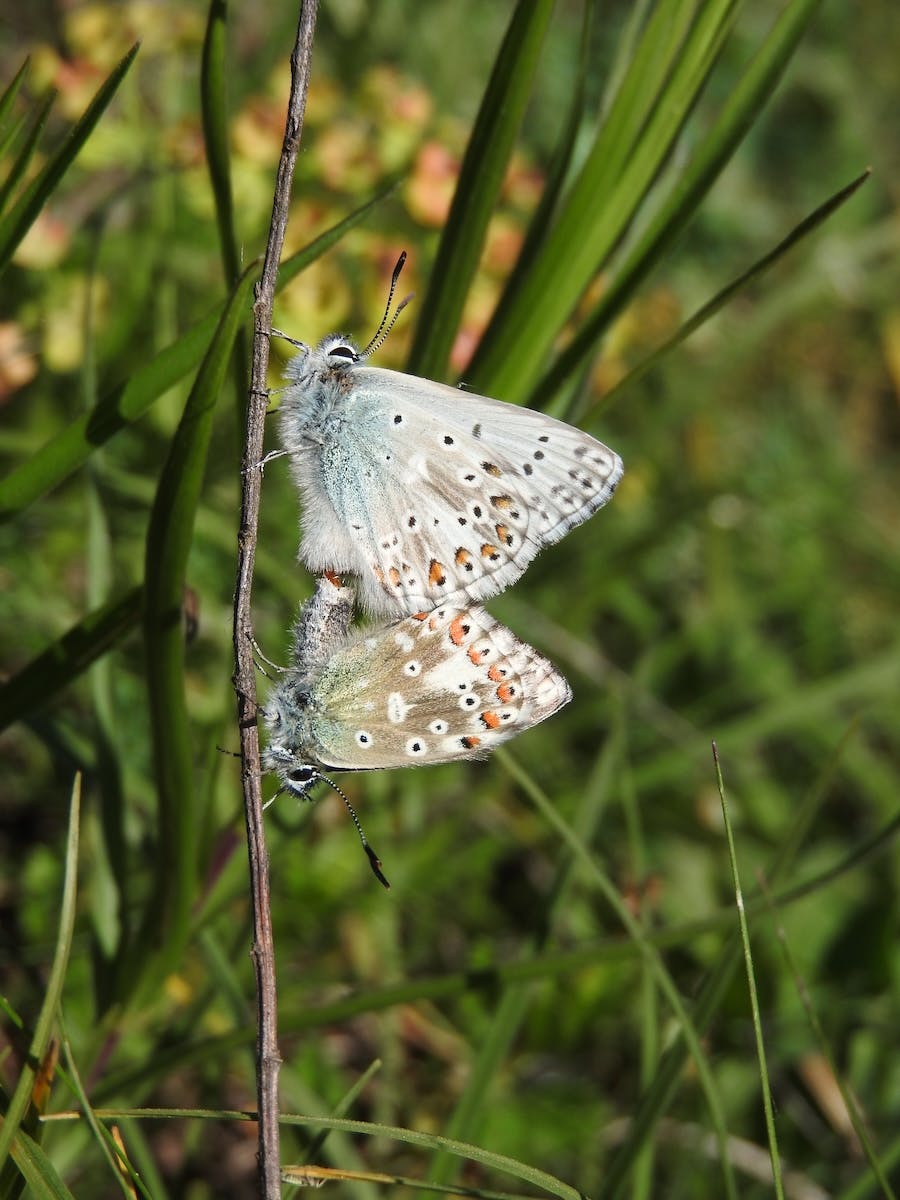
[{"left": 261, "top": 258, "right": 623, "bottom": 848}]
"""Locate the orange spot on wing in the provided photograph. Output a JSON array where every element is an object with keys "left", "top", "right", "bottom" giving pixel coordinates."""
[
  {"left": 496, "top": 683, "right": 515, "bottom": 703},
  {"left": 487, "top": 664, "right": 504, "bottom": 682},
  {"left": 455, "top": 547, "right": 472, "bottom": 566},
  {"left": 491, "top": 495, "right": 512, "bottom": 509},
  {"left": 468, "top": 646, "right": 487, "bottom": 664},
  {"left": 495, "top": 524, "right": 512, "bottom": 545},
  {"left": 411, "top": 612, "right": 428, "bottom": 621},
  {"left": 480, "top": 711, "right": 501, "bottom": 730},
  {"left": 480, "top": 543, "right": 499, "bottom": 560},
  {"left": 428, "top": 558, "right": 447, "bottom": 586},
  {"left": 461, "top": 735, "right": 481, "bottom": 750},
  {"left": 449, "top": 615, "right": 468, "bottom": 645},
  {"left": 388, "top": 567, "right": 401, "bottom": 588}
]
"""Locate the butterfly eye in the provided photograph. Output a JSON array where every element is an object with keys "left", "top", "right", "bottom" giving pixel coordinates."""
[
  {"left": 328, "top": 344, "right": 357, "bottom": 362},
  {"left": 287, "top": 767, "right": 315, "bottom": 785}
]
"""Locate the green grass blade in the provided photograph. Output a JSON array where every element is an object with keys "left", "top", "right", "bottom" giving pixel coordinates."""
[
  {"left": 578, "top": 168, "right": 871, "bottom": 418},
  {"left": 0, "top": 776, "right": 80, "bottom": 1170},
  {"left": 758, "top": 883, "right": 897, "bottom": 1200},
  {"left": 92, "top": 805, "right": 900, "bottom": 1103},
  {"left": 545, "top": 0, "right": 829, "bottom": 413},
  {"left": 0, "top": 57, "right": 29, "bottom": 136},
  {"left": 0, "top": 45, "right": 138, "bottom": 275},
  {"left": 201, "top": 0, "right": 250, "bottom": 436},
  {"left": 714, "top": 744, "right": 785, "bottom": 1200},
  {"left": 601, "top": 723, "right": 856, "bottom": 1196},
  {"left": 466, "top": 0, "right": 740, "bottom": 401},
  {"left": 140, "top": 263, "right": 256, "bottom": 976},
  {"left": 0, "top": 183, "right": 396, "bottom": 523},
  {"left": 0, "top": 108, "right": 28, "bottom": 177},
  {"left": 0, "top": 89, "right": 55, "bottom": 215},
  {"left": 405, "top": 0, "right": 555, "bottom": 381},
  {"left": 302, "top": 1060, "right": 383, "bottom": 1165},
  {"left": 471, "top": 0, "right": 701, "bottom": 386},
  {"left": 838, "top": 1141, "right": 900, "bottom": 1200},
  {"left": 0, "top": 587, "right": 141, "bottom": 733},
  {"left": 484, "top": 1, "right": 592, "bottom": 296},
  {"left": 6, "top": 1129, "right": 77, "bottom": 1200},
  {"left": 423, "top": 725, "right": 623, "bottom": 1194},
  {"left": 201, "top": 0, "right": 238, "bottom": 285},
  {"left": 499, "top": 748, "right": 738, "bottom": 1200},
  {"left": 59, "top": 1024, "right": 153, "bottom": 1200},
  {"left": 47, "top": 1109, "right": 587, "bottom": 1200}
]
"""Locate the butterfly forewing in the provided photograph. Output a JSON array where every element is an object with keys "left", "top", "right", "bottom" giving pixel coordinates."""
[{"left": 279, "top": 350, "right": 623, "bottom": 616}]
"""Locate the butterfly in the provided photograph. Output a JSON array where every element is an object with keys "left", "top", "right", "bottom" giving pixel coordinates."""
[
  {"left": 261, "top": 576, "right": 571, "bottom": 799},
  {"left": 274, "top": 256, "right": 624, "bottom": 617}
]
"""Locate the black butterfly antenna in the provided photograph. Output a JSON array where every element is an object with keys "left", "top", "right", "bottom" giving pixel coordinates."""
[
  {"left": 319, "top": 773, "right": 391, "bottom": 889},
  {"left": 360, "top": 250, "right": 415, "bottom": 359},
  {"left": 269, "top": 770, "right": 390, "bottom": 889}
]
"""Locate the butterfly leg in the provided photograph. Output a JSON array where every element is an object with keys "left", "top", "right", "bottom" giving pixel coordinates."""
[
  {"left": 243, "top": 447, "right": 290, "bottom": 476},
  {"left": 247, "top": 632, "right": 285, "bottom": 679}
]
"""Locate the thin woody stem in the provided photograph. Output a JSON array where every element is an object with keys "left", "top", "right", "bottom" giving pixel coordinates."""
[{"left": 231, "top": 2, "right": 319, "bottom": 1196}]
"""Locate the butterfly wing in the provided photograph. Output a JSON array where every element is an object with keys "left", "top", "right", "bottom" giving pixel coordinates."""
[
  {"left": 282, "top": 359, "right": 623, "bottom": 617},
  {"left": 295, "top": 606, "right": 571, "bottom": 771}
]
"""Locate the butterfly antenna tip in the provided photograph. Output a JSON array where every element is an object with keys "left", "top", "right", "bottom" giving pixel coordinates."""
[
  {"left": 322, "top": 774, "right": 391, "bottom": 889},
  {"left": 360, "top": 251, "right": 412, "bottom": 359}
]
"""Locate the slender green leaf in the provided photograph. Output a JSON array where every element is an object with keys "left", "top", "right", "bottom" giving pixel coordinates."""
[
  {"left": 0, "top": 45, "right": 138, "bottom": 274},
  {"left": 0, "top": 776, "right": 80, "bottom": 1168},
  {"left": 0, "top": 182, "right": 397, "bottom": 522},
  {"left": 0, "top": 108, "right": 27, "bottom": 176},
  {"left": 601, "top": 721, "right": 858, "bottom": 1197},
  {"left": 92, "top": 803, "right": 900, "bottom": 1103},
  {"left": 487, "top": 1, "right": 592, "bottom": 295},
  {"left": 202, "top": 0, "right": 238, "bottom": 285},
  {"left": 633, "top": 642, "right": 900, "bottom": 792},
  {"left": 7, "top": 1129, "right": 77, "bottom": 1200},
  {"left": 579, "top": 167, "right": 870, "bottom": 419},
  {"left": 465, "top": 0, "right": 697, "bottom": 392},
  {"left": 0, "top": 587, "right": 142, "bottom": 733},
  {"left": 406, "top": 0, "right": 555, "bottom": 380},
  {"left": 201, "top": 0, "right": 250, "bottom": 436},
  {"left": 466, "top": 0, "right": 740, "bottom": 400},
  {"left": 423, "top": 718, "right": 624, "bottom": 1195},
  {"left": 759, "top": 884, "right": 897, "bottom": 1200},
  {"left": 500, "top": 748, "right": 738, "bottom": 1199},
  {"left": 0, "top": 92, "right": 54, "bottom": 215},
  {"left": 546, "top": 0, "right": 829, "bottom": 414},
  {"left": 59, "top": 1024, "right": 154, "bottom": 1200},
  {"left": 140, "top": 263, "right": 256, "bottom": 975},
  {"left": 0, "top": 57, "right": 29, "bottom": 137},
  {"left": 715, "top": 745, "right": 785, "bottom": 1200},
  {"left": 838, "top": 1139, "right": 900, "bottom": 1200},
  {"left": 47, "top": 1109, "right": 585, "bottom": 1200}
]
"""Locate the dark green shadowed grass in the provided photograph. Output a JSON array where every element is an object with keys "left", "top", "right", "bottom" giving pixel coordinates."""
[{"left": 141, "top": 264, "right": 257, "bottom": 981}]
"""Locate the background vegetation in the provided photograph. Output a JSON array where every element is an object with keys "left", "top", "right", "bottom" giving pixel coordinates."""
[{"left": 1, "top": 1, "right": 898, "bottom": 1196}]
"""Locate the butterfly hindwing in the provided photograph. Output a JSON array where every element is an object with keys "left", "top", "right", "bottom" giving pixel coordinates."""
[{"left": 263, "top": 603, "right": 571, "bottom": 779}]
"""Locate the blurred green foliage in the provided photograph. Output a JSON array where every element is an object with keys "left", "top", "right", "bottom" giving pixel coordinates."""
[{"left": 1, "top": 1, "right": 899, "bottom": 1197}]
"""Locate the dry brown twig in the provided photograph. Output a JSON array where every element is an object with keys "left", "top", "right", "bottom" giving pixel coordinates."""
[{"left": 231, "top": 2, "right": 319, "bottom": 1196}]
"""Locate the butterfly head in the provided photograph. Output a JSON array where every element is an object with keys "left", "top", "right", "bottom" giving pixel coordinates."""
[{"left": 261, "top": 739, "right": 321, "bottom": 799}]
